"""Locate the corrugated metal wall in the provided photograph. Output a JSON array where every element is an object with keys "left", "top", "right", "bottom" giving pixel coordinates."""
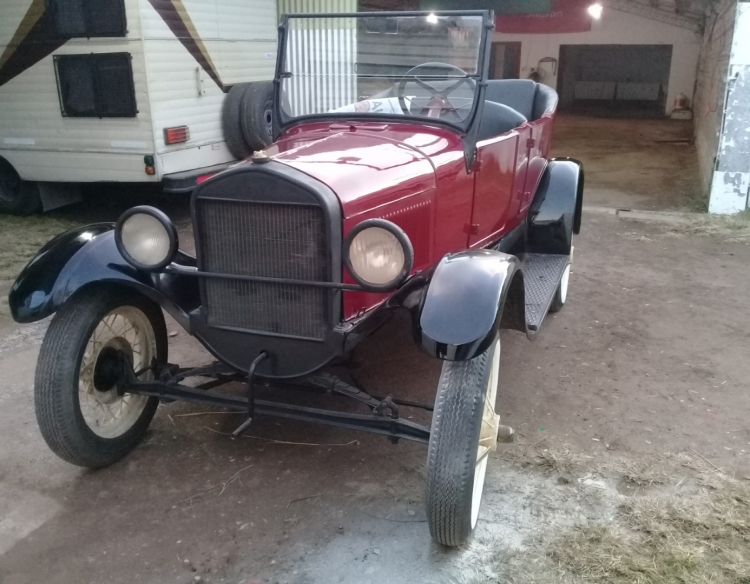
[
  {"left": 278, "top": 1, "right": 358, "bottom": 116},
  {"left": 278, "top": 0, "right": 357, "bottom": 17}
]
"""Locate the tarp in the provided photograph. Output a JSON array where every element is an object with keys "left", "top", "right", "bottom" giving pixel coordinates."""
[
  {"left": 495, "top": 0, "right": 593, "bottom": 33},
  {"left": 420, "top": 0, "right": 553, "bottom": 15}
]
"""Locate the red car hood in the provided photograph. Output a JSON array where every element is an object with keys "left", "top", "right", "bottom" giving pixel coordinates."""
[{"left": 266, "top": 128, "right": 437, "bottom": 219}]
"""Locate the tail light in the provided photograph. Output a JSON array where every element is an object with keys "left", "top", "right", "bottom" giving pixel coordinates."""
[{"left": 164, "top": 126, "right": 190, "bottom": 145}]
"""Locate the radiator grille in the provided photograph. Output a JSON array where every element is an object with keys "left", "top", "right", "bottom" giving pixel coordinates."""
[{"left": 196, "top": 200, "right": 330, "bottom": 340}]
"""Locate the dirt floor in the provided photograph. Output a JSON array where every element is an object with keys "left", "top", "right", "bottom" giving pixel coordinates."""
[
  {"left": 552, "top": 115, "right": 704, "bottom": 212},
  {"left": 1, "top": 118, "right": 749, "bottom": 584}
]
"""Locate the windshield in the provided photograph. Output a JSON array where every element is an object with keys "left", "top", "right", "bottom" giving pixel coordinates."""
[{"left": 279, "top": 12, "right": 487, "bottom": 131}]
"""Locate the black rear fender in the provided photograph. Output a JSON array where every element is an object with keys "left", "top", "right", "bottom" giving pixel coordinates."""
[
  {"left": 9, "top": 225, "right": 198, "bottom": 329},
  {"left": 414, "top": 250, "right": 524, "bottom": 361},
  {"left": 528, "top": 158, "right": 584, "bottom": 255}
]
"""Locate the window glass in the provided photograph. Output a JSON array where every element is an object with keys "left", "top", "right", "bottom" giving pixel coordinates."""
[{"left": 280, "top": 13, "right": 486, "bottom": 131}]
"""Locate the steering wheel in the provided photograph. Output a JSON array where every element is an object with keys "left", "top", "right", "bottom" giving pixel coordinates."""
[{"left": 397, "top": 62, "right": 476, "bottom": 121}]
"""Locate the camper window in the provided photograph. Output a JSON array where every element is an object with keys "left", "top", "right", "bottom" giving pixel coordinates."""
[
  {"left": 50, "top": 0, "right": 127, "bottom": 38},
  {"left": 54, "top": 53, "right": 137, "bottom": 118}
]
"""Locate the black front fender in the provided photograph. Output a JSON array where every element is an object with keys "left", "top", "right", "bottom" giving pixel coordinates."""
[
  {"left": 9, "top": 224, "right": 199, "bottom": 329},
  {"left": 415, "top": 250, "right": 521, "bottom": 361}
]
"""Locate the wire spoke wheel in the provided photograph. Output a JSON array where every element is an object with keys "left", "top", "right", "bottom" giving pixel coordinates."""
[
  {"left": 78, "top": 307, "right": 156, "bottom": 438},
  {"left": 472, "top": 338, "right": 501, "bottom": 528},
  {"left": 35, "top": 288, "right": 166, "bottom": 468},
  {"left": 426, "top": 337, "right": 501, "bottom": 547},
  {"left": 550, "top": 238, "right": 573, "bottom": 313}
]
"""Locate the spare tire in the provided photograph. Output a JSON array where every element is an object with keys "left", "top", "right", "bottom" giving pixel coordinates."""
[
  {"left": 240, "top": 81, "right": 275, "bottom": 152},
  {"left": 222, "top": 84, "right": 253, "bottom": 160}
]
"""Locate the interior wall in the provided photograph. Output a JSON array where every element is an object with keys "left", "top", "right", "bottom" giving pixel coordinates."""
[
  {"left": 693, "top": 0, "right": 737, "bottom": 196},
  {"left": 494, "top": 8, "right": 701, "bottom": 115}
]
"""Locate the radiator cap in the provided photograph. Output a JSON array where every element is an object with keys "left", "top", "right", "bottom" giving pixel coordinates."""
[{"left": 251, "top": 150, "right": 270, "bottom": 164}]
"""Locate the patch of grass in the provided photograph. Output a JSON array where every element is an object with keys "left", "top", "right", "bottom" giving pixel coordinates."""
[
  {"left": 450, "top": 443, "right": 750, "bottom": 584},
  {"left": 551, "top": 482, "right": 750, "bottom": 584},
  {"left": 499, "top": 442, "right": 591, "bottom": 476},
  {"left": 665, "top": 210, "right": 750, "bottom": 242},
  {"left": 681, "top": 189, "right": 709, "bottom": 213},
  {"left": 600, "top": 457, "right": 675, "bottom": 489}
]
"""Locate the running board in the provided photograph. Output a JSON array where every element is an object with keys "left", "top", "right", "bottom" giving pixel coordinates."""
[{"left": 522, "top": 254, "right": 569, "bottom": 332}]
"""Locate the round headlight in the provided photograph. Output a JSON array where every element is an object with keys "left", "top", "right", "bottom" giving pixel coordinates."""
[
  {"left": 344, "top": 219, "right": 414, "bottom": 292},
  {"left": 115, "top": 206, "right": 178, "bottom": 271}
]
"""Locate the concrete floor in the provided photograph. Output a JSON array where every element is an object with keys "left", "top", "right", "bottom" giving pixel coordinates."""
[
  {"left": 552, "top": 115, "right": 703, "bottom": 211},
  {"left": 2, "top": 116, "right": 743, "bottom": 584}
]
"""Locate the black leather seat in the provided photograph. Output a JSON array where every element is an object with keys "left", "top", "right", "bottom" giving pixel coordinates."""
[
  {"left": 477, "top": 100, "right": 527, "bottom": 141},
  {"left": 485, "top": 80, "right": 538, "bottom": 120}
]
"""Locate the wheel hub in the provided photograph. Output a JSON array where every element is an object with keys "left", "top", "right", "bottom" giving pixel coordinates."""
[{"left": 93, "top": 345, "right": 126, "bottom": 394}]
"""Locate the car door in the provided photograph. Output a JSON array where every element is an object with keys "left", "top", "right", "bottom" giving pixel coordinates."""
[
  {"left": 523, "top": 120, "right": 551, "bottom": 210},
  {"left": 468, "top": 130, "right": 529, "bottom": 248}
]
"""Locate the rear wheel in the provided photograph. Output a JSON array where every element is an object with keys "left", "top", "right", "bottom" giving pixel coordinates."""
[
  {"left": 549, "top": 240, "right": 573, "bottom": 313},
  {"left": 0, "top": 158, "right": 40, "bottom": 215},
  {"left": 35, "top": 288, "right": 167, "bottom": 468},
  {"left": 425, "top": 337, "right": 501, "bottom": 547}
]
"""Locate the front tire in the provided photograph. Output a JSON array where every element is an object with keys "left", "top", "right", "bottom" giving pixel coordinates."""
[
  {"left": 426, "top": 337, "right": 501, "bottom": 547},
  {"left": 35, "top": 288, "right": 167, "bottom": 468}
]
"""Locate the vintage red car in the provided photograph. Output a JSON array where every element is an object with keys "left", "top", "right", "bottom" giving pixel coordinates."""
[{"left": 10, "top": 10, "right": 582, "bottom": 547}]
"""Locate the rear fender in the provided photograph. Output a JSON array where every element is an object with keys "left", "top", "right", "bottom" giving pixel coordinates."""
[
  {"left": 414, "top": 250, "right": 524, "bottom": 361},
  {"left": 9, "top": 225, "right": 199, "bottom": 329},
  {"left": 528, "top": 158, "right": 584, "bottom": 255}
]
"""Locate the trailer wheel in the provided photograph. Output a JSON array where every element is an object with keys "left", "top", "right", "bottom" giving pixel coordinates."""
[
  {"left": 222, "top": 84, "right": 253, "bottom": 160},
  {"left": 35, "top": 288, "right": 167, "bottom": 468},
  {"left": 240, "top": 81, "right": 274, "bottom": 152},
  {"left": 425, "top": 337, "right": 501, "bottom": 547},
  {"left": 0, "top": 158, "right": 41, "bottom": 215}
]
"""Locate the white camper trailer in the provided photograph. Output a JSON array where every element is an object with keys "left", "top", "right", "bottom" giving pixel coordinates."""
[{"left": 0, "top": 0, "right": 279, "bottom": 214}]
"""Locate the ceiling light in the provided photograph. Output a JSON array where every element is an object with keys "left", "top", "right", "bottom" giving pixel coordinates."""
[
  {"left": 588, "top": 3, "right": 603, "bottom": 18},
  {"left": 426, "top": 13, "right": 439, "bottom": 24}
]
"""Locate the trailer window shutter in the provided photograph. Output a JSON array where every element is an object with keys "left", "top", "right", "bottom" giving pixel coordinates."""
[
  {"left": 53, "top": 0, "right": 87, "bottom": 36},
  {"left": 55, "top": 54, "right": 137, "bottom": 118},
  {"left": 55, "top": 55, "right": 97, "bottom": 116},
  {"left": 86, "top": 0, "right": 127, "bottom": 36},
  {"left": 95, "top": 55, "right": 137, "bottom": 117},
  {"left": 51, "top": 0, "right": 127, "bottom": 37}
]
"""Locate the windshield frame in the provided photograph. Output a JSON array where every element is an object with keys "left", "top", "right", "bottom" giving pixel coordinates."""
[{"left": 272, "top": 10, "right": 494, "bottom": 140}]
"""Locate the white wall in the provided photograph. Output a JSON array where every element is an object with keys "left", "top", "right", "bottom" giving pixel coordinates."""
[
  {"left": 707, "top": 1, "right": 750, "bottom": 214},
  {"left": 494, "top": 8, "right": 701, "bottom": 115}
]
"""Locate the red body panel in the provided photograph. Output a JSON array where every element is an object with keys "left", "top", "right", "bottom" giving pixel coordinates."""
[{"left": 269, "top": 115, "right": 555, "bottom": 319}]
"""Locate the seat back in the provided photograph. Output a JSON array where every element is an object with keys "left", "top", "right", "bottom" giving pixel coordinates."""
[
  {"left": 532, "top": 83, "right": 559, "bottom": 120},
  {"left": 485, "top": 80, "right": 538, "bottom": 121},
  {"left": 477, "top": 100, "right": 527, "bottom": 141}
]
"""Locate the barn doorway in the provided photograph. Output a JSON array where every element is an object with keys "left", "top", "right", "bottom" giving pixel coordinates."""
[
  {"left": 558, "top": 44, "right": 673, "bottom": 118},
  {"left": 489, "top": 42, "right": 521, "bottom": 80}
]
